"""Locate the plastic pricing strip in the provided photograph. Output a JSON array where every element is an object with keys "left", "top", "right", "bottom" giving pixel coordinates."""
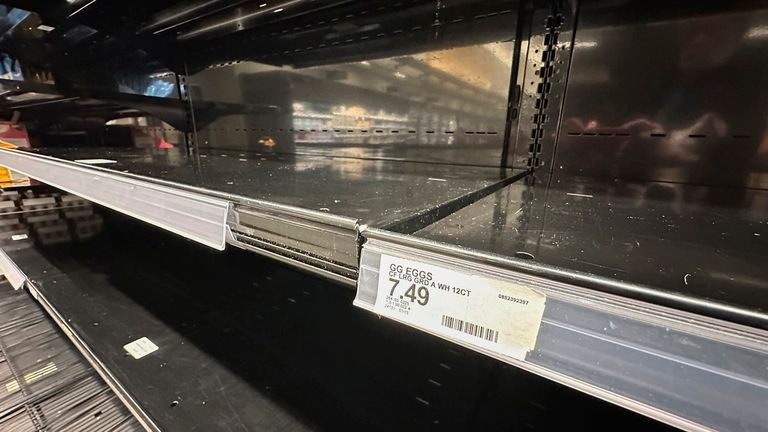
[{"left": 373, "top": 254, "right": 546, "bottom": 360}]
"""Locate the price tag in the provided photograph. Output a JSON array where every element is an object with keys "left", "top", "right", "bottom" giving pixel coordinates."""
[
  {"left": 123, "top": 337, "right": 159, "bottom": 359},
  {"left": 374, "top": 254, "right": 546, "bottom": 360}
]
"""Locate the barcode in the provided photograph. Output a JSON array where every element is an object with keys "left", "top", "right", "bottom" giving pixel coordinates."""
[{"left": 441, "top": 315, "right": 499, "bottom": 343}]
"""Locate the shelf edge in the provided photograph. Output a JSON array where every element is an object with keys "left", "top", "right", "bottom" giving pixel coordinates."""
[{"left": 0, "top": 148, "right": 230, "bottom": 250}]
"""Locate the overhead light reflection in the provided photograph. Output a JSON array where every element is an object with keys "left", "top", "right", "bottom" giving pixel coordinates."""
[
  {"left": 574, "top": 40, "right": 597, "bottom": 48},
  {"left": 67, "top": 0, "right": 97, "bottom": 18},
  {"left": 746, "top": 26, "right": 768, "bottom": 39},
  {"left": 178, "top": 0, "right": 302, "bottom": 40}
]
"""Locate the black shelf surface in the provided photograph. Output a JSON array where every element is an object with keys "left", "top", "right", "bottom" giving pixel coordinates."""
[
  {"left": 18, "top": 147, "right": 521, "bottom": 229},
  {"left": 4, "top": 211, "right": 671, "bottom": 432},
  {"left": 0, "top": 280, "right": 143, "bottom": 431},
  {"left": 415, "top": 175, "right": 768, "bottom": 327}
]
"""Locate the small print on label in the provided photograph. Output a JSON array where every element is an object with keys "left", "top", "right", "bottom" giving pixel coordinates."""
[
  {"left": 74, "top": 158, "right": 118, "bottom": 165},
  {"left": 10, "top": 234, "right": 28, "bottom": 241},
  {"left": 123, "top": 337, "right": 159, "bottom": 359},
  {"left": 373, "top": 255, "right": 547, "bottom": 361}
]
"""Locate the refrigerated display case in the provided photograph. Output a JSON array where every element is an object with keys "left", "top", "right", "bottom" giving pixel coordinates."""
[{"left": 0, "top": 1, "right": 765, "bottom": 431}]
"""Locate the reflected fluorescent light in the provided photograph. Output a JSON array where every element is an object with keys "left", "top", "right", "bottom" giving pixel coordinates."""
[
  {"left": 394, "top": 71, "right": 406, "bottom": 79},
  {"left": 746, "top": 26, "right": 768, "bottom": 39},
  {"left": 68, "top": 0, "right": 97, "bottom": 18},
  {"left": 36, "top": 24, "right": 55, "bottom": 32},
  {"left": 574, "top": 40, "right": 597, "bottom": 48},
  {"left": 179, "top": 0, "right": 301, "bottom": 40},
  {"left": 360, "top": 61, "right": 371, "bottom": 66},
  {"left": 259, "top": 3, "right": 267, "bottom": 6}
]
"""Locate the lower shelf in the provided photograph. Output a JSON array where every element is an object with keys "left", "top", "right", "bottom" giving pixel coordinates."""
[
  {"left": 356, "top": 229, "right": 768, "bottom": 432},
  {"left": 1, "top": 210, "right": 670, "bottom": 431},
  {"left": 0, "top": 280, "right": 143, "bottom": 432}
]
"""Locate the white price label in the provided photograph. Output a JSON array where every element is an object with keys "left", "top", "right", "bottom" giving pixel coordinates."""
[
  {"left": 123, "top": 337, "right": 159, "bottom": 359},
  {"left": 374, "top": 255, "right": 546, "bottom": 360}
]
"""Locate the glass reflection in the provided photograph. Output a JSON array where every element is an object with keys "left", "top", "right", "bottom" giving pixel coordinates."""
[{"left": 189, "top": 37, "right": 516, "bottom": 166}]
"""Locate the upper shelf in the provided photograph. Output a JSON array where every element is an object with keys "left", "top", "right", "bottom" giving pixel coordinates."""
[
  {"left": 20, "top": 147, "right": 518, "bottom": 228},
  {"left": 0, "top": 146, "right": 524, "bottom": 281}
]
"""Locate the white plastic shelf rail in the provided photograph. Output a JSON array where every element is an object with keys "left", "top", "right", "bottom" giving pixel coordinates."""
[{"left": 0, "top": 148, "right": 229, "bottom": 250}]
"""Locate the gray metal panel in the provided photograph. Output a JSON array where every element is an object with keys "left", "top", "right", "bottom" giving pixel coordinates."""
[
  {"left": 185, "top": 1, "right": 520, "bottom": 167},
  {"left": 231, "top": 204, "right": 359, "bottom": 275},
  {"left": 553, "top": 1, "right": 768, "bottom": 188}
]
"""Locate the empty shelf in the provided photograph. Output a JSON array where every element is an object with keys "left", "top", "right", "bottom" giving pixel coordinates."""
[
  {"left": 0, "top": 209, "right": 665, "bottom": 432},
  {"left": 356, "top": 227, "right": 768, "bottom": 432},
  {"left": 353, "top": 174, "right": 768, "bottom": 431},
  {"left": 414, "top": 175, "right": 768, "bottom": 326},
  {"left": 0, "top": 280, "right": 143, "bottom": 431},
  {"left": 0, "top": 147, "right": 524, "bottom": 282}
]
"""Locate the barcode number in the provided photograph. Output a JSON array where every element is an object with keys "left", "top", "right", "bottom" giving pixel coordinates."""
[{"left": 441, "top": 315, "right": 499, "bottom": 343}]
